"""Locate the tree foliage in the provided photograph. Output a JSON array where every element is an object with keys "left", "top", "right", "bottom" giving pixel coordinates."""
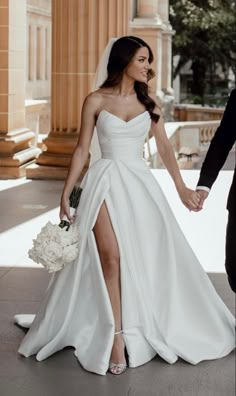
[{"left": 169, "top": 0, "right": 236, "bottom": 104}]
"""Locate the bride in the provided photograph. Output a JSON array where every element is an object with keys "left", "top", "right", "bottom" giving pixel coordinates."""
[{"left": 15, "top": 36, "right": 235, "bottom": 376}]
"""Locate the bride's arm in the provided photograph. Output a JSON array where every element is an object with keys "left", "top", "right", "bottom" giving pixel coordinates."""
[
  {"left": 60, "top": 93, "right": 98, "bottom": 221},
  {"left": 150, "top": 106, "right": 200, "bottom": 211}
]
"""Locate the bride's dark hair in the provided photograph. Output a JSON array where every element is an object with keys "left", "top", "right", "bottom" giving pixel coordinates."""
[{"left": 100, "top": 36, "right": 160, "bottom": 123}]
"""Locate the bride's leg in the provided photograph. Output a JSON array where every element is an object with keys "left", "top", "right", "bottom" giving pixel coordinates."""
[{"left": 93, "top": 202, "right": 125, "bottom": 364}]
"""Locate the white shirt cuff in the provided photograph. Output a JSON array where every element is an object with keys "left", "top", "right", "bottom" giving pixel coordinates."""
[{"left": 196, "top": 186, "right": 211, "bottom": 193}]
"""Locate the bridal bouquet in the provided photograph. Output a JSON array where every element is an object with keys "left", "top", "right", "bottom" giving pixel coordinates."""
[{"left": 28, "top": 186, "right": 83, "bottom": 273}]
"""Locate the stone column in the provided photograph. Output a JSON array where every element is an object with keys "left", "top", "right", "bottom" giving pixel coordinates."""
[
  {"left": 39, "top": 26, "right": 46, "bottom": 80},
  {"left": 0, "top": 0, "right": 40, "bottom": 178},
  {"left": 130, "top": 0, "right": 174, "bottom": 120},
  {"left": 162, "top": 31, "right": 174, "bottom": 94},
  {"left": 137, "top": 0, "right": 159, "bottom": 17},
  {"left": 28, "top": 24, "right": 37, "bottom": 81},
  {"left": 158, "top": 0, "right": 169, "bottom": 22},
  {"left": 27, "top": 0, "right": 129, "bottom": 180},
  {"left": 156, "top": 30, "right": 163, "bottom": 98},
  {"left": 129, "top": 0, "right": 173, "bottom": 101},
  {"left": 46, "top": 25, "right": 51, "bottom": 80}
]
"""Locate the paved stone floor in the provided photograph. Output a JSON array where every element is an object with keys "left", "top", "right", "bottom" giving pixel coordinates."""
[
  {"left": 0, "top": 177, "right": 235, "bottom": 396},
  {"left": 0, "top": 268, "right": 235, "bottom": 396}
]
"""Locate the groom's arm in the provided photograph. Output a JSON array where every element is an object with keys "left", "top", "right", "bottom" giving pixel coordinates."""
[{"left": 197, "top": 89, "right": 236, "bottom": 190}]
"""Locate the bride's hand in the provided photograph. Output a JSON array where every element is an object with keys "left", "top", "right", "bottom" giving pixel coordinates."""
[
  {"left": 178, "top": 186, "right": 202, "bottom": 211},
  {"left": 59, "top": 197, "right": 73, "bottom": 222}
]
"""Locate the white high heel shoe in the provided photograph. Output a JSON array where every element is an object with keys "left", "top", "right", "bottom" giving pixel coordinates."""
[{"left": 109, "top": 330, "right": 127, "bottom": 375}]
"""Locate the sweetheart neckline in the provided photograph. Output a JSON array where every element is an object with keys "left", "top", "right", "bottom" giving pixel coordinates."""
[{"left": 97, "top": 109, "right": 149, "bottom": 124}]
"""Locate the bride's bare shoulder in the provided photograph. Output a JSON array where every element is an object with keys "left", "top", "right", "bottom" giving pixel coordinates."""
[
  {"left": 83, "top": 89, "right": 113, "bottom": 116},
  {"left": 88, "top": 88, "right": 113, "bottom": 98},
  {"left": 83, "top": 89, "right": 111, "bottom": 109},
  {"left": 81, "top": 91, "right": 103, "bottom": 116},
  {"left": 84, "top": 91, "right": 101, "bottom": 105}
]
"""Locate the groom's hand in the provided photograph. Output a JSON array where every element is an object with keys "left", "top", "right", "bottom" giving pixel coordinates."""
[{"left": 196, "top": 189, "right": 209, "bottom": 209}]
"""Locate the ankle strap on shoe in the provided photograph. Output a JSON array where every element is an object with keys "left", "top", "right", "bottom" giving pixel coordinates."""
[{"left": 114, "top": 330, "right": 123, "bottom": 335}]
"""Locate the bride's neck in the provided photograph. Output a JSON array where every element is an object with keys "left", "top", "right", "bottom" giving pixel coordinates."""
[{"left": 113, "top": 78, "right": 135, "bottom": 97}]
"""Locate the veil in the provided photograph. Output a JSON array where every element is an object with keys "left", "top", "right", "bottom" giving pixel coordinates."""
[{"left": 89, "top": 37, "right": 118, "bottom": 166}]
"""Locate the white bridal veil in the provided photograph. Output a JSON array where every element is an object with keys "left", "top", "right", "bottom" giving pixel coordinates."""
[{"left": 89, "top": 38, "right": 118, "bottom": 166}]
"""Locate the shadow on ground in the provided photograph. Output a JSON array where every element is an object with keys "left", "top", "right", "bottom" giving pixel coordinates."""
[{"left": 0, "top": 180, "right": 64, "bottom": 232}]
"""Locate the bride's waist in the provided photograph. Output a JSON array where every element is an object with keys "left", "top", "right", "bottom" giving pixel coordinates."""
[{"left": 101, "top": 149, "right": 143, "bottom": 161}]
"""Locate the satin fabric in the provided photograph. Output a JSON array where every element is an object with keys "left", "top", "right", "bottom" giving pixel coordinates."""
[{"left": 15, "top": 110, "right": 235, "bottom": 375}]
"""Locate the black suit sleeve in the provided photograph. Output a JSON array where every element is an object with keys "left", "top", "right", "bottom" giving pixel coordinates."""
[{"left": 197, "top": 89, "right": 236, "bottom": 189}]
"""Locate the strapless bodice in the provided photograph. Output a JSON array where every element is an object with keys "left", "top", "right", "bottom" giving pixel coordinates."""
[{"left": 96, "top": 110, "right": 151, "bottom": 161}]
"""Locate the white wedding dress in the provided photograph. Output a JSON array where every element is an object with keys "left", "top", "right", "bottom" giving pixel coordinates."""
[{"left": 15, "top": 110, "right": 235, "bottom": 375}]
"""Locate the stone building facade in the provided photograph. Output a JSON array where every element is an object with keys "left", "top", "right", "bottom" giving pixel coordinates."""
[
  {"left": 26, "top": 0, "right": 51, "bottom": 100},
  {"left": 0, "top": 0, "right": 172, "bottom": 179}
]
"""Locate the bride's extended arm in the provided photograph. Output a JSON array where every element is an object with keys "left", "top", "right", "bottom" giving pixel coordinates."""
[
  {"left": 151, "top": 108, "right": 200, "bottom": 211},
  {"left": 60, "top": 94, "right": 98, "bottom": 221}
]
